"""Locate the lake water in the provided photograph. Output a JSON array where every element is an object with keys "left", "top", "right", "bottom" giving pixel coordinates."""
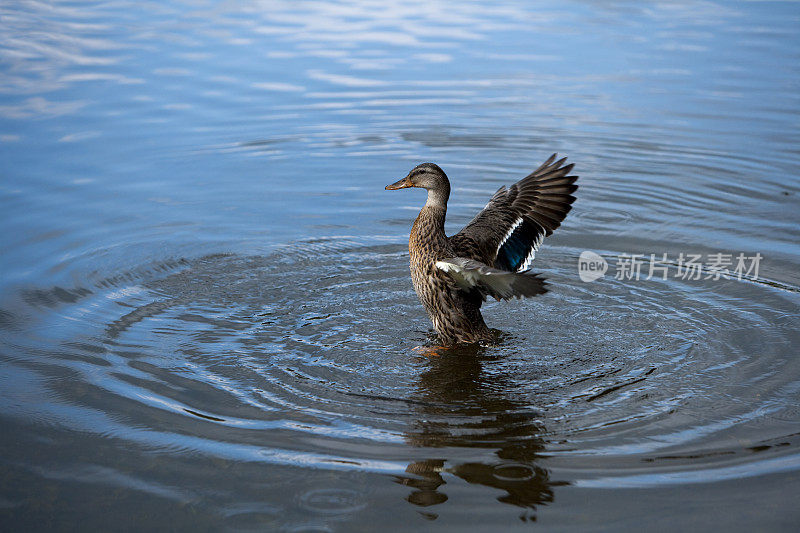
[{"left": 1, "top": 1, "right": 799, "bottom": 530}]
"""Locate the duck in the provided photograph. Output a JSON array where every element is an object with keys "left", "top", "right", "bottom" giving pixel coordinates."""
[{"left": 385, "top": 154, "right": 578, "bottom": 344}]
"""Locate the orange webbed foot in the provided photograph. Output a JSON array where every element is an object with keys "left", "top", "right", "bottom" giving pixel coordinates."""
[{"left": 412, "top": 345, "right": 450, "bottom": 357}]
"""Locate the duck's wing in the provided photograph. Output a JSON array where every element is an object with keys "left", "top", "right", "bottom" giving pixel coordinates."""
[
  {"left": 448, "top": 154, "right": 578, "bottom": 272},
  {"left": 435, "top": 257, "right": 547, "bottom": 301}
]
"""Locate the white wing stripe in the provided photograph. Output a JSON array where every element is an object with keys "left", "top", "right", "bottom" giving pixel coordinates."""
[
  {"left": 495, "top": 217, "right": 522, "bottom": 257},
  {"left": 517, "top": 232, "right": 543, "bottom": 272}
]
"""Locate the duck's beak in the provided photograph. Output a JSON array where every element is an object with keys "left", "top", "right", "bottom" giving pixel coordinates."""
[{"left": 385, "top": 176, "right": 412, "bottom": 190}]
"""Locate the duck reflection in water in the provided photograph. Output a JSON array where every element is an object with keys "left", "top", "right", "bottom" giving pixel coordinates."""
[{"left": 395, "top": 343, "right": 566, "bottom": 521}]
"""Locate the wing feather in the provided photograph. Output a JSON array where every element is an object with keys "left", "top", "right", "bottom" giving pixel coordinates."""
[
  {"left": 435, "top": 258, "right": 547, "bottom": 301},
  {"left": 449, "top": 153, "right": 578, "bottom": 272}
]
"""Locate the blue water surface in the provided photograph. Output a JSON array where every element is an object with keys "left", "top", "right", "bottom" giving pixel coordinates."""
[{"left": 1, "top": 1, "right": 799, "bottom": 531}]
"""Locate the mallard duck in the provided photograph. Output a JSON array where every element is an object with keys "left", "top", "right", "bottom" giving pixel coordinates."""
[{"left": 386, "top": 154, "right": 578, "bottom": 344}]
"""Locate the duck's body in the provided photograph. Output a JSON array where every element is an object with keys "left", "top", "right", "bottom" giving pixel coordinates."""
[
  {"left": 409, "top": 203, "right": 491, "bottom": 343},
  {"left": 386, "top": 155, "right": 578, "bottom": 344}
]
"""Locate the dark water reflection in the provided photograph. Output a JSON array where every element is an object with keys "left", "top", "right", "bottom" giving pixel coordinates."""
[
  {"left": 399, "top": 346, "right": 559, "bottom": 520},
  {"left": 2, "top": 0, "right": 800, "bottom": 530}
]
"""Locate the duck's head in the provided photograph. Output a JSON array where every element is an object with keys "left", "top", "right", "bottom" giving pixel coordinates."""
[{"left": 386, "top": 163, "right": 450, "bottom": 207}]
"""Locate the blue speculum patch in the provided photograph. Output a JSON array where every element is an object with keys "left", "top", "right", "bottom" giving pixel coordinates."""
[{"left": 496, "top": 219, "right": 543, "bottom": 272}]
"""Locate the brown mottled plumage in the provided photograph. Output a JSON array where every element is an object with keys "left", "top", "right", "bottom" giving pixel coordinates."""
[{"left": 386, "top": 154, "right": 578, "bottom": 344}]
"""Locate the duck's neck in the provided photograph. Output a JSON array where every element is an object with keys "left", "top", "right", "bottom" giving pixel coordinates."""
[
  {"left": 425, "top": 187, "right": 449, "bottom": 211},
  {"left": 412, "top": 199, "right": 448, "bottom": 249}
]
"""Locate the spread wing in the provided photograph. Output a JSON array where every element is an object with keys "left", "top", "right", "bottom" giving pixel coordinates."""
[
  {"left": 438, "top": 154, "right": 577, "bottom": 301},
  {"left": 448, "top": 154, "right": 578, "bottom": 272}
]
